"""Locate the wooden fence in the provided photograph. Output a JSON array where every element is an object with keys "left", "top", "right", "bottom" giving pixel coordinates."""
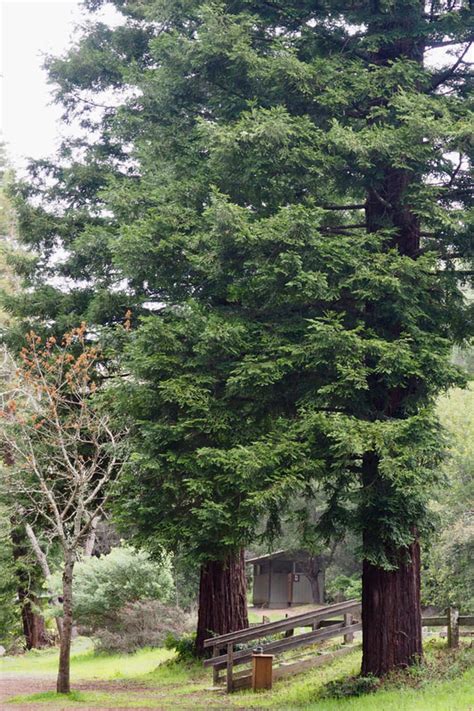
[
  {"left": 204, "top": 602, "right": 474, "bottom": 693},
  {"left": 203, "top": 599, "right": 361, "bottom": 692},
  {"left": 422, "top": 607, "right": 474, "bottom": 649}
]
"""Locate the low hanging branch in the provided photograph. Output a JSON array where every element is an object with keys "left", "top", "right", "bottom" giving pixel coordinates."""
[{"left": 0, "top": 325, "right": 128, "bottom": 694}]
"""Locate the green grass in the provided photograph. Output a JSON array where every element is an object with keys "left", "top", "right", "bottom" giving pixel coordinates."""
[
  {"left": 10, "top": 687, "right": 214, "bottom": 709},
  {"left": 307, "top": 666, "right": 474, "bottom": 710},
  {"left": 0, "top": 637, "right": 175, "bottom": 679},
  {"left": 248, "top": 608, "right": 286, "bottom": 624}
]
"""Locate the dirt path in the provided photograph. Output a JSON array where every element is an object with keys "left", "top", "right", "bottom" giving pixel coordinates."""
[
  {"left": 0, "top": 674, "right": 187, "bottom": 710},
  {"left": 1, "top": 675, "right": 55, "bottom": 710}
]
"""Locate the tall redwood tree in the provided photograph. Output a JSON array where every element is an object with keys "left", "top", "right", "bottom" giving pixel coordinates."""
[
  {"left": 360, "top": 3, "right": 426, "bottom": 674},
  {"left": 7, "top": 0, "right": 472, "bottom": 673}
]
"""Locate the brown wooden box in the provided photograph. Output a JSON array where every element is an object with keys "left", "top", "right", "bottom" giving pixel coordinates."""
[{"left": 252, "top": 654, "right": 274, "bottom": 691}]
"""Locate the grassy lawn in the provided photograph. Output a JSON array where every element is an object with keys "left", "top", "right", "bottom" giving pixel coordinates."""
[
  {"left": 307, "top": 668, "right": 474, "bottom": 711},
  {"left": 0, "top": 637, "right": 175, "bottom": 679},
  {"left": 3, "top": 637, "right": 473, "bottom": 709}
]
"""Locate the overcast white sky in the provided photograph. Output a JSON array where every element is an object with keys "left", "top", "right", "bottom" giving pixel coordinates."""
[
  {"left": 0, "top": 0, "right": 87, "bottom": 168},
  {"left": 1, "top": 0, "right": 121, "bottom": 170},
  {"left": 1, "top": 1, "right": 471, "bottom": 172}
]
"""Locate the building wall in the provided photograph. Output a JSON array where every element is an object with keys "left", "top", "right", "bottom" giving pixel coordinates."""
[
  {"left": 253, "top": 572, "right": 269, "bottom": 605},
  {"left": 252, "top": 573, "right": 289, "bottom": 606},
  {"left": 253, "top": 559, "right": 325, "bottom": 608},
  {"left": 252, "top": 570, "right": 324, "bottom": 607},
  {"left": 292, "top": 575, "right": 313, "bottom": 604},
  {"left": 268, "top": 573, "right": 288, "bottom": 606}
]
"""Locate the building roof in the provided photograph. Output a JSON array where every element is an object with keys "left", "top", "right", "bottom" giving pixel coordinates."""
[{"left": 246, "top": 549, "right": 311, "bottom": 564}]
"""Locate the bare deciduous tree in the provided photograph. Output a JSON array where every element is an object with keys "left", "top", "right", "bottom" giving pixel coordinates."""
[{"left": 0, "top": 326, "right": 127, "bottom": 694}]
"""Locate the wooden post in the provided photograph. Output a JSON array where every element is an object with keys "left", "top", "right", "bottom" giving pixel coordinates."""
[
  {"left": 343, "top": 613, "right": 354, "bottom": 644},
  {"left": 226, "top": 642, "right": 234, "bottom": 692},
  {"left": 212, "top": 645, "right": 220, "bottom": 686},
  {"left": 447, "top": 607, "right": 459, "bottom": 649},
  {"left": 284, "top": 613, "right": 294, "bottom": 638},
  {"left": 252, "top": 653, "right": 274, "bottom": 691}
]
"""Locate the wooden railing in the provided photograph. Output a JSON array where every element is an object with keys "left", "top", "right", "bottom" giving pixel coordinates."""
[
  {"left": 204, "top": 602, "right": 474, "bottom": 693},
  {"left": 203, "top": 599, "right": 361, "bottom": 692},
  {"left": 422, "top": 607, "right": 474, "bottom": 648}
]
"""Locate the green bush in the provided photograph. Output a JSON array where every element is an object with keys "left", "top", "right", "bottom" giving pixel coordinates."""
[
  {"left": 326, "top": 573, "right": 362, "bottom": 603},
  {"left": 422, "top": 516, "right": 474, "bottom": 611},
  {"left": 164, "top": 632, "right": 198, "bottom": 661},
  {"left": 422, "top": 385, "right": 474, "bottom": 611},
  {"left": 52, "top": 546, "right": 175, "bottom": 628},
  {"left": 322, "top": 674, "right": 380, "bottom": 698}
]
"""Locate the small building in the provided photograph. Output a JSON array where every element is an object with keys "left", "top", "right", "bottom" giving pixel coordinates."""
[{"left": 247, "top": 549, "right": 325, "bottom": 608}]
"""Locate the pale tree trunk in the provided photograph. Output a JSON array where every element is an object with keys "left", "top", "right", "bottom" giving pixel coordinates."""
[
  {"left": 83, "top": 516, "right": 99, "bottom": 557},
  {"left": 308, "top": 574, "right": 323, "bottom": 605},
  {"left": 57, "top": 553, "right": 75, "bottom": 694},
  {"left": 302, "top": 555, "right": 325, "bottom": 604},
  {"left": 25, "top": 523, "right": 63, "bottom": 639}
]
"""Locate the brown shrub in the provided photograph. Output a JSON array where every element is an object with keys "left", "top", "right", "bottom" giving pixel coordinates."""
[{"left": 92, "top": 599, "right": 194, "bottom": 653}]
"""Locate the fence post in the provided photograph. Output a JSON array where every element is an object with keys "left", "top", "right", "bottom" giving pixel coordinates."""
[
  {"left": 226, "top": 642, "right": 234, "bottom": 692},
  {"left": 447, "top": 607, "right": 459, "bottom": 649},
  {"left": 212, "top": 645, "right": 220, "bottom": 686},
  {"left": 343, "top": 613, "right": 354, "bottom": 644},
  {"left": 284, "top": 613, "right": 294, "bottom": 638}
]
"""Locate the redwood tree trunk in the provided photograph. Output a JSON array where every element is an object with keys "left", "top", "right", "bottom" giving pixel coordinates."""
[
  {"left": 19, "top": 592, "right": 50, "bottom": 650},
  {"left": 361, "top": 452, "right": 423, "bottom": 675},
  {"left": 362, "top": 539, "right": 422, "bottom": 676},
  {"left": 195, "top": 549, "right": 248, "bottom": 657},
  {"left": 10, "top": 524, "right": 50, "bottom": 649},
  {"left": 57, "top": 555, "right": 75, "bottom": 694},
  {"left": 361, "top": 1, "right": 425, "bottom": 677}
]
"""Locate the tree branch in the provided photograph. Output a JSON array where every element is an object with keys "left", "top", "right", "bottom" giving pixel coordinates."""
[{"left": 430, "top": 42, "right": 472, "bottom": 90}]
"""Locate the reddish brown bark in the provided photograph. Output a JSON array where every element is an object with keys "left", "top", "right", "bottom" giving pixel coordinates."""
[
  {"left": 195, "top": 549, "right": 248, "bottom": 657},
  {"left": 361, "top": 452, "right": 423, "bottom": 676},
  {"left": 362, "top": 540, "right": 422, "bottom": 677},
  {"left": 18, "top": 591, "right": 50, "bottom": 650},
  {"left": 361, "top": 1, "right": 425, "bottom": 677},
  {"left": 11, "top": 525, "right": 50, "bottom": 650}
]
